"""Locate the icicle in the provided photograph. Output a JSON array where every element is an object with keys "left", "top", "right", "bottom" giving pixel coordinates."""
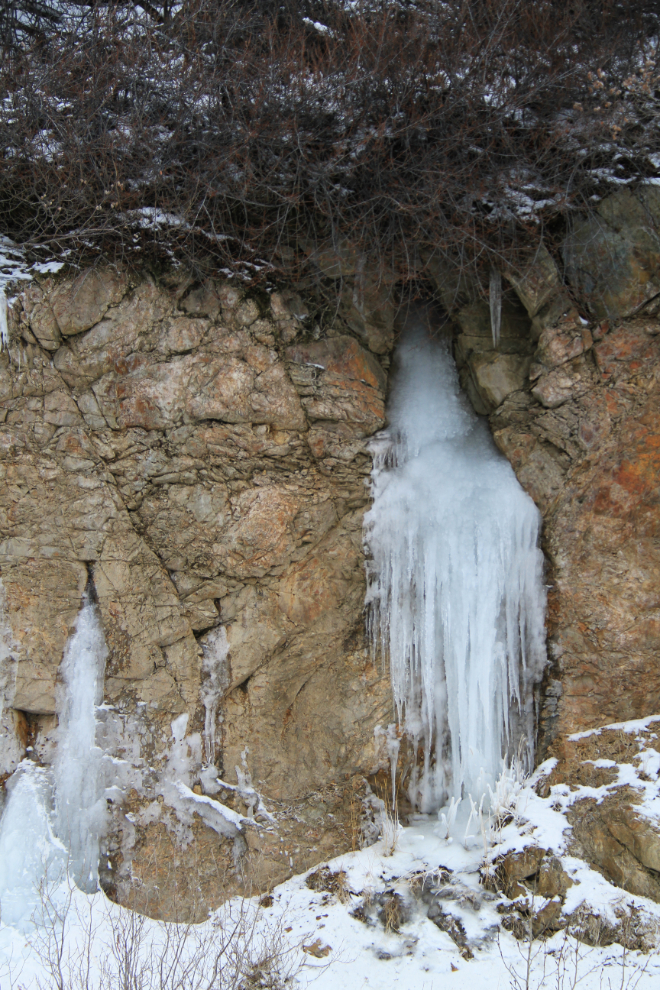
[
  {"left": 364, "top": 314, "right": 546, "bottom": 812},
  {"left": 489, "top": 268, "right": 502, "bottom": 348},
  {"left": 0, "top": 762, "right": 66, "bottom": 930}
]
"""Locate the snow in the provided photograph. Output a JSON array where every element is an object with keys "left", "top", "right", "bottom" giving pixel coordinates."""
[
  {"left": 569, "top": 715, "right": 660, "bottom": 741},
  {"left": 171, "top": 779, "right": 247, "bottom": 834},
  {"left": 2, "top": 754, "right": 660, "bottom": 989},
  {"left": 364, "top": 314, "right": 546, "bottom": 812},
  {"left": 302, "top": 17, "right": 331, "bottom": 34}
]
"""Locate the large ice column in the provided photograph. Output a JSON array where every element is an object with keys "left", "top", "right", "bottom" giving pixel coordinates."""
[
  {"left": 364, "top": 317, "right": 546, "bottom": 812},
  {"left": 54, "top": 598, "right": 109, "bottom": 893}
]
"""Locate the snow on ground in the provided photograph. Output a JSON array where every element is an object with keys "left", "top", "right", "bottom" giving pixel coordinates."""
[{"left": 3, "top": 753, "right": 660, "bottom": 990}]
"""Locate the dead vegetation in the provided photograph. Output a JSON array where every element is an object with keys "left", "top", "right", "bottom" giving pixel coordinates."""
[
  {"left": 305, "top": 865, "right": 351, "bottom": 904},
  {"left": 1, "top": 1, "right": 658, "bottom": 290}
]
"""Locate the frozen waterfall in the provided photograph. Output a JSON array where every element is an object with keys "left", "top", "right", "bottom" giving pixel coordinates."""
[
  {"left": 364, "top": 314, "right": 546, "bottom": 813},
  {"left": 0, "top": 762, "right": 66, "bottom": 929},
  {"left": 0, "top": 595, "right": 108, "bottom": 927},
  {"left": 54, "top": 597, "right": 108, "bottom": 893}
]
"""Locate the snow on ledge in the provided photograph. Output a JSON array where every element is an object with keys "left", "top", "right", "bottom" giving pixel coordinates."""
[{"left": 568, "top": 714, "right": 660, "bottom": 741}]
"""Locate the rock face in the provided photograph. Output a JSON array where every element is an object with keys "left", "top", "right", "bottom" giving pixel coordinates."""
[
  {"left": 0, "top": 271, "right": 393, "bottom": 919},
  {"left": 491, "top": 314, "right": 660, "bottom": 751},
  {"left": 490, "top": 716, "right": 660, "bottom": 929},
  {"left": 440, "top": 184, "right": 660, "bottom": 756}
]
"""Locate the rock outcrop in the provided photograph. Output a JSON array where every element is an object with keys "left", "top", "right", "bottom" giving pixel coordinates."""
[
  {"left": 2, "top": 180, "right": 660, "bottom": 925},
  {"left": 0, "top": 271, "right": 394, "bottom": 919},
  {"left": 443, "top": 184, "right": 660, "bottom": 754},
  {"left": 489, "top": 715, "right": 660, "bottom": 943}
]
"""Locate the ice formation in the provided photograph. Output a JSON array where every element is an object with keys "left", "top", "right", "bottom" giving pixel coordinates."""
[
  {"left": 364, "top": 315, "right": 546, "bottom": 812},
  {"left": 54, "top": 598, "right": 109, "bottom": 893},
  {"left": 0, "top": 596, "right": 109, "bottom": 926},
  {"left": 0, "top": 762, "right": 66, "bottom": 930},
  {"left": 0, "top": 290, "right": 8, "bottom": 350}
]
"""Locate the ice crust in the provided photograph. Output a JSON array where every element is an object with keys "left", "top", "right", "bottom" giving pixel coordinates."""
[
  {"left": 364, "top": 318, "right": 547, "bottom": 811},
  {"left": 200, "top": 625, "right": 229, "bottom": 765}
]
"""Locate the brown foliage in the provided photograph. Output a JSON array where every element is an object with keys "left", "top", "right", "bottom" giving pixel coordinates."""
[{"left": 1, "top": 0, "right": 659, "bottom": 284}]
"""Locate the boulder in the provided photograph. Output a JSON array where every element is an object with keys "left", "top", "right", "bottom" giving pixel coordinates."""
[
  {"left": 49, "top": 269, "right": 128, "bottom": 336},
  {"left": 563, "top": 187, "right": 660, "bottom": 320}
]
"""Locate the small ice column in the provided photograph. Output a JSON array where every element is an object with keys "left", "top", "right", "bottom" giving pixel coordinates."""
[
  {"left": 54, "top": 598, "right": 109, "bottom": 893},
  {"left": 364, "top": 316, "right": 546, "bottom": 812},
  {"left": 0, "top": 761, "right": 66, "bottom": 930}
]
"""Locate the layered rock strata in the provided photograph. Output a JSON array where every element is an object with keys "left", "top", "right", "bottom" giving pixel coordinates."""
[{"left": 1, "top": 180, "right": 660, "bottom": 920}]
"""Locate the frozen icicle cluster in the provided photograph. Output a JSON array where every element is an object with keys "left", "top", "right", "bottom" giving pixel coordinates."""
[
  {"left": 54, "top": 598, "right": 109, "bottom": 893},
  {"left": 364, "top": 315, "right": 546, "bottom": 812}
]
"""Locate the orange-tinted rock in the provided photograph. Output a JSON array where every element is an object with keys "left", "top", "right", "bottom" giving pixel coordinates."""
[
  {"left": 287, "top": 336, "right": 387, "bottom": 432},
  {"left": 594, "top": 322, "right": 660, "bottom": 382},
  {"left": 491, "top": 311, "right": 660, "bottom": 751}
]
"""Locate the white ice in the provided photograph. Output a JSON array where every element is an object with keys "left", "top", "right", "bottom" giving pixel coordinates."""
[
  {"left": 364, "top": 312, "right": 546, "bottom": 812},
  {"left": 200, "top": 625, "right": 230, "bottom": 765},
  {"left": 0, "top": 761, "right": 66, "bottom": 931},
  {"left": 54, "top": 598, "right": 109, "bottom": 894}
]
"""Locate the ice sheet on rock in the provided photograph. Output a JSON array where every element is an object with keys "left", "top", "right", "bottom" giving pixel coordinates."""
[
  {"left": 364, "top": 315, "right": 546, "bottom": 811},
  {"left": 158, "top": 715, "right": 248, "bottom": 843},
  {"left": 54, "top": 599, "right": 109, "bottom": 894},
  {"left": 200, "top": 626, "right": 229, "bottom": 765}
]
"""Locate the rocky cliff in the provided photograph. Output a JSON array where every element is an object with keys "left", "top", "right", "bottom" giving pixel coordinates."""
[
  {"left": 444, "top": 185, "right": 660, "bottom": 758},
  {"left": 0, "top": 271, "right": 395, "bottom": 918},
  {"left": 1, "top": 181, "right": 660, "bottom": 920}
]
